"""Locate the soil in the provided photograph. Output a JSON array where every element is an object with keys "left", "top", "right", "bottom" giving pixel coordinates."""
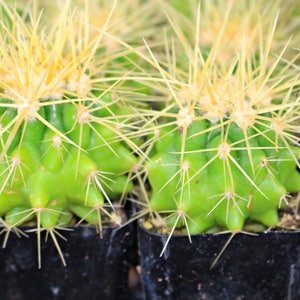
[{"left": 277, "top": 192, "right": 300, "bottom": 230}]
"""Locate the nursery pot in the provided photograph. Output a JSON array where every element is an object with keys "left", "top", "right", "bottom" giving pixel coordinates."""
[
  {"left": 0, "top": 222, "right": 137, "bottom": 300},
  {"left": 138, "top": 224, "right": 300, "bottom": 300}
]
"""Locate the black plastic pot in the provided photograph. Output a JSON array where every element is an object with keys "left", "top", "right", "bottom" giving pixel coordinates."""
[
  {"left": 0, "top": 223, "right": 136, "bottom": 300},
  {"left": 138, "top": 225, "right": 300, "bottom": 300}
]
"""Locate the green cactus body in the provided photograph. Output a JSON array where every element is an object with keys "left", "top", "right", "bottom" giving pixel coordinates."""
[
  {"left": 88, "top": 123, "right": 138, "bottom": 174},
  {"left": 62, "top": 149, "right": 105, "bottom": 207},
  {"left": 26, "top": 168, "right": 66, "bottom": 209},
  {"left": 91, "top": 94, "right": 117, "bottom": 118},
  {"left": 39, "top": 204, "right": 71, "bottom": 229},
  {"left": 105, "top": 174, "right": 134, "bottom": 198},
  {"left": 0, "top": 186, "right": 26, "bottom": 217},
  {"left": 68, "top": 204, "right": 100, "bottom": 225},
  {"left": 275, "top": 147, "right": 300, "bottom": 193},
  {"left": 21, "top": 107, "right": 46, "bottom": 145},
  {"left": 62, "top": 102, "right": 91, "bottom": 150},
  {"left": 8, "top": 143, "right": 41, "bottom": 187},
  {"left": 0, "top": 107, "right": 20, "bottom": 154},
  {"left": 147, "top": 116, "right": 300, "bottom": 234},
  {"left": 147, "top": 153, "right": 179, "bottom": 211},
  {"left": 40, "top": 129, "right": 68, "bottom": 172},
  {"left": 248, "top": 174, "right": 286, "bottom": 226},
  {"left": 4, "top": 206, "right": 34, "bottom": 226},
  {"left": 40, "top": 104, "right": 69, "bottom": 171}
]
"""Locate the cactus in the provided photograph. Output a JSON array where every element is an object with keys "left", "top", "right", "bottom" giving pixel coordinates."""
[
  {"left": 0, "top": 1, "right": 144, "bottom": 267},
  {"left": 0, "top": 0, "right": 299, "bottom": 268},
  {"left": 134, "top": 1, "right": 300, "bottom": 254}
]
